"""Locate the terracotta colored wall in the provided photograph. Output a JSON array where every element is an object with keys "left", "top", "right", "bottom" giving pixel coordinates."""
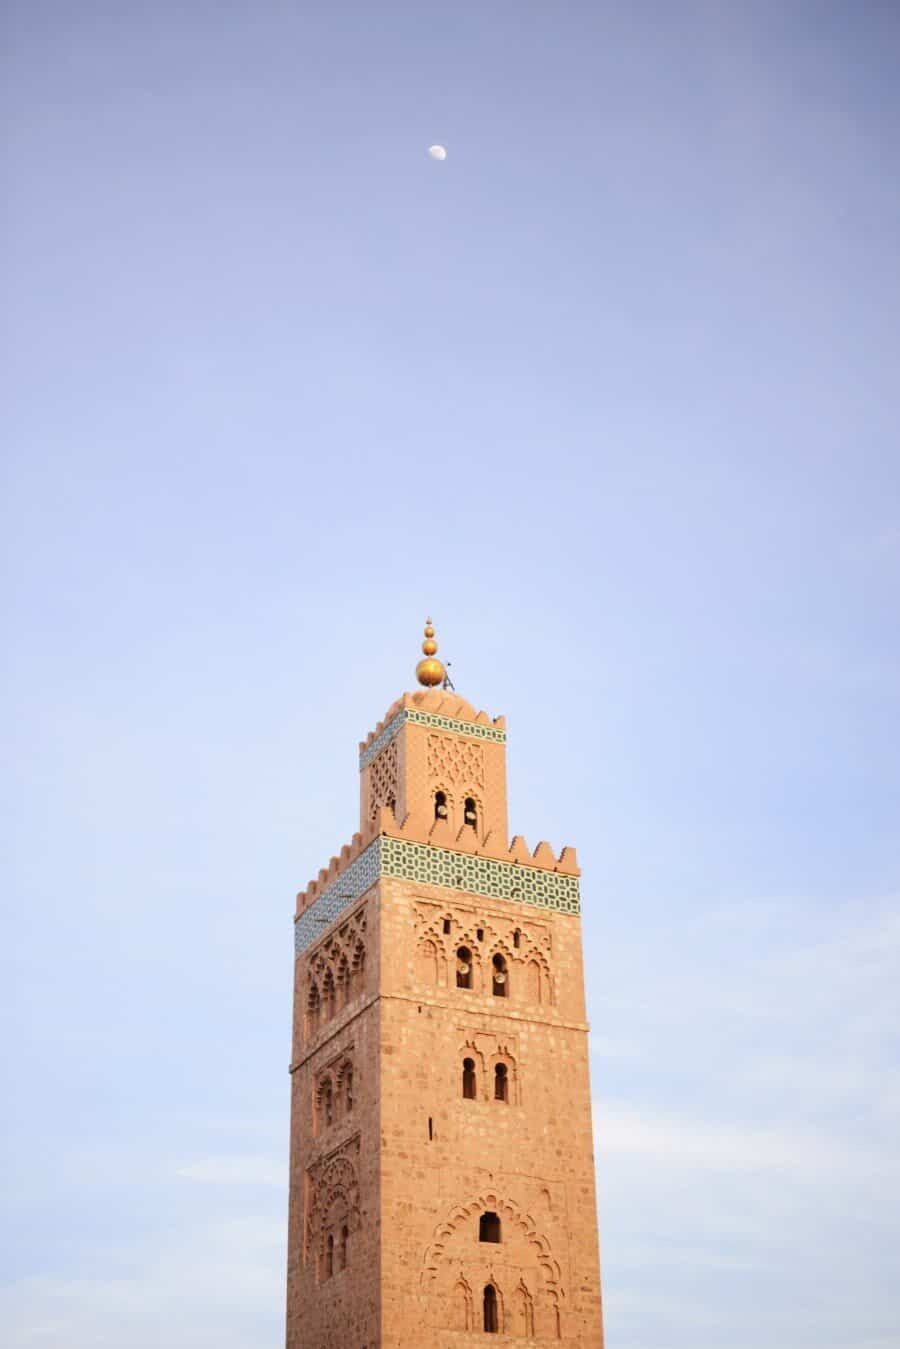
[
  {"left": 286, "top": 894, "right": 382, "bottom": 1349},
  {"left": 378, "top": 879, "right": 603, "bottom": 1347},
  {"left": 287, "top": 689, "right": 603, "bottom": 1347}
]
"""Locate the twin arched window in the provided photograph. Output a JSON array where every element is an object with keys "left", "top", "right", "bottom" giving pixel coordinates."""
[
  {"left": 433, "top": 791, "right": 479, "bottom": 829},
  {"left": 461, "top": 1059, "right": 511, "bottom": 1103}
]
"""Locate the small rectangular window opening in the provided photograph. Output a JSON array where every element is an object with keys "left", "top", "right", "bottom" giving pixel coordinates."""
[
  {"left": 428, "top": 1116, "right": 433, "bottom": 1141},
  {"left": 443, "top": 918, "right": 451, "bottom": 934}
]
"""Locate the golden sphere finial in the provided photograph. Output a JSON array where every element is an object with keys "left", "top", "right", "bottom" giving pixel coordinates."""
[{"left": 416, "top": 616, "right": 446, "bottom": 687}]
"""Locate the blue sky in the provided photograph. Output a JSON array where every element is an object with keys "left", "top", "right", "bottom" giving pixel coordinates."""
[{"left": 3, "top": 2, "right": 898, "bottom": 1345}]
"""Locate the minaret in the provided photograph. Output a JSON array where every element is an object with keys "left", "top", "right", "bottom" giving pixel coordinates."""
[{"left": 285, "top": 623, "right": 604, "bottom": 1347}]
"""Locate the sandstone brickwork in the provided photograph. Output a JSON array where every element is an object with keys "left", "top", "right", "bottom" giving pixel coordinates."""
[{"left": 286, "top": 688, "right": 604, "bottom": 1347}]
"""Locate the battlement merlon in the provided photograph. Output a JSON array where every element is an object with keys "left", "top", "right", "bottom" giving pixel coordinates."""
[
  {"left": 358, "top": 688, "right": 512, "bottom": 847},
  {"left": 295, "top": 807, "right": 579, "bottom": 919},
  {"left": 359, "top": 689, "right": 506, "bottom": 763}
]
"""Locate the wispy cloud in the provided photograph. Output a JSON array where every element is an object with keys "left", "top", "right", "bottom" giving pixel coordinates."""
[
  {"left": 596, "top": 1101, "right": 895, "bottom": 1181},
  {"left": 176, "top": 1156, "right": 285, "bottom": 1187},
  {"left": 0, "top": 1217, "right": 284, "bottom": 1349}
]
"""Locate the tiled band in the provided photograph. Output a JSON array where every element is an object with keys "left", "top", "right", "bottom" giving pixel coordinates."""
[{"left": 294, "top": 836, "right": 580, "bottom": 956}]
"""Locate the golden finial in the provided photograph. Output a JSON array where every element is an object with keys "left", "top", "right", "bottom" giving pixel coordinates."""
[{"left": 416, "top": 615, "right": 447, "bottom": 687}]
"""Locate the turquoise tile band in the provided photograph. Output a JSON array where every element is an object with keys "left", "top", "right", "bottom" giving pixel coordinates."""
[{"left": 295, "top": 836, "right": 579, "bottom": 956}]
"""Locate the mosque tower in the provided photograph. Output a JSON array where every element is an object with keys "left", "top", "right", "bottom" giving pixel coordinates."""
[{"left": 285, "top": 622, "right": 605, "bottom": 1347}]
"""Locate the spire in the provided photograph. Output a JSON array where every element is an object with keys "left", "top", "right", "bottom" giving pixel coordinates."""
[{"left": 415, "top": 616, "right": 447, "bottom": 687}]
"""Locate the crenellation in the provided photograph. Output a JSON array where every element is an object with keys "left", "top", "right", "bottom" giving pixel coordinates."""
[{"left": 287, "top": 663, "right": 603, "bottom": 1348}]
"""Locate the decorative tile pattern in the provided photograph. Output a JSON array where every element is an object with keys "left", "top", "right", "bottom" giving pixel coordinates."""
[
  {"left": 359, "top": 712, "right": 406, "bottom": 769},
  {"left": 381, "top": 837, "right": 580, "bottom": 915},
  {"left": 359, "top": 708, "right": 505, "bottom": 769},
  {"left": 295, "top": 836, "right": 579, "bottom": 956},
  {"left": 294, "top": 840, "right": 382, "bottom": 956}
]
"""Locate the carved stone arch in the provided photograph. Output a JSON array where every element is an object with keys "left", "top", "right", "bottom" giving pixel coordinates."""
[
  {"left": 454, "top": 935, "right": 481, "bottom": 991},
  {"left": 421, "top": 1191, "right": 564, "bottom": 1303},
  {"left": 305, "top": 979, "right": 321, "bottom": 1038},
  {"left": 431, "top": 781, "right": 454, "bottom": 822},
  {"left": 459, "top": 787, "right": 483, "bottom": 836},
  {"left": 458, "top": 1039, "right": 484, "bottom": 1100},
  {"left": 541, "top": 1286, "right": 562, "bottom": 1339},
  {"left": 488, "top": 942, "right": 514, "bottom": 999},
  {"left": 321, "top": 964, "right": 336, "bottom": 1019},
  {"left": 351, "top": 938, "right": 366, "bottom": 996},
  {"left": 457, "top": 1037, "right": 487, "bottom": 1078},
  {"left": 314, "top": 1072, "right": 334, "bottom": 1133},
  {"left": 310, "top": 1155, "right": 360, "bottom": 1241},
  {"left": 335, "top": 952, "right": 351, "bottom": 1008},
  {"left": 490, "top": 937, "right": 515, "bottom": 965},
  {"left": 482, "top": 1277, "right": 504, "bottom": 1334},
  {"left": 416, "top": 930, "right": 446, "bottom": 987},
  {"left": 512, "top": 1278, "right": 535, "bottom": 1337},
  {"left": 450, "top": 1275, "right": 473, "bottom": 1331},
  {"left": 335, "top": 1057, "right": 354, "bottom": 1116},
  {"left": 523, "top": 947, "right": 554, "bottom": 1005},
  {"left": 490, "top": 1049, "right": 517, "bottom": 1104}
]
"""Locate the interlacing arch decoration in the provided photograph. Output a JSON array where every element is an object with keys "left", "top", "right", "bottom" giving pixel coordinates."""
[
  {"left": 452, "top": 1276, "right": 474, "bottom": 1332},
  {"left": 302, "top": 905, "right": 368, "bottom": 1040},
  {"left": 522, "top": 945, "right": 555, "bottom": 1006},
  {"left": 351, "top": 939, "right": 366, "bottom": 995},
  {"left": 336, "top": 954, "right": 351, "bottom": 1010},
  {"left": 367, "top": 740, "right": 399, "bottom": 820},
  {"left": 314, "top": 1073, "right": 334, "bottom": 1134},
  {"left": 306, "top": 979, "right": 321, "bottom": 1037},
  {"left": 416, "top": 933, "right": 443, "bottom": 986},
  {"left": 335, "top": 1057, "right": 354, "bottom": 1116},
  {"left": 411, "top": 903, "right": 555, "bottom": 1005},
  {"left": 314, "top": 1052, "right": 354, "bottom": 1133},
  {"left": 426, "top": 733, "right": 485, "bottom": 789},
  {"left": 305, "top": 1151, "right": 361, "bottom": 1267},
  {"left": 420, "top": 1191, "right": 564, "bottom": 1304},
  {"left": 513, "top": 1279, "right": 536, "bottom": 1337}
]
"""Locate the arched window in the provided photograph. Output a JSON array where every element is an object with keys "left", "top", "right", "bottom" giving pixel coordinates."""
[
  {"left": 434, "top": 789, "right": 448, "bottom": 821},
  {"left": 479, "top": 1211, "right": 501, "bottom": 1243},
  {"left": 456, "top": 946, "right": 472, "bottom": 990},
  {"left": 494, "top": 1062, "right": 509, "bottom": 1102},
  {"left": 322, "top": 1078, "right": 333, "bottom": 1128},
  {"left": 492, "top": 953, "right": 508, "bottom": 998},
  {"left": 483, "top": 1283, "right": 499, "bottom": 1333},
  {"left": 513, "top": 928, "right": 521, "bottom": 949},
  {"left": 527, "top": 959, "right": 542, "bottom": 1004},
  {"left": 464, "top": 796, "right": 477, "bottom": 830},
  {"left": 339, "top": 1224, "right": 349, "bottom": 1270},
  {"left": 343, "top": 1066, "right": 353, "bottom": 1115},
  {"left": 325, "top": 1234, "right": 334, "bottom": 1280},
  {"left": 462, "top": 1057, "right": 477, "bottom": 1100}
]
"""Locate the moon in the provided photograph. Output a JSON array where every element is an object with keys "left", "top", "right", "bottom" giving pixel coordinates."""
[{"left": 428, "top": 145, "right": 447, "bottom": 161}]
